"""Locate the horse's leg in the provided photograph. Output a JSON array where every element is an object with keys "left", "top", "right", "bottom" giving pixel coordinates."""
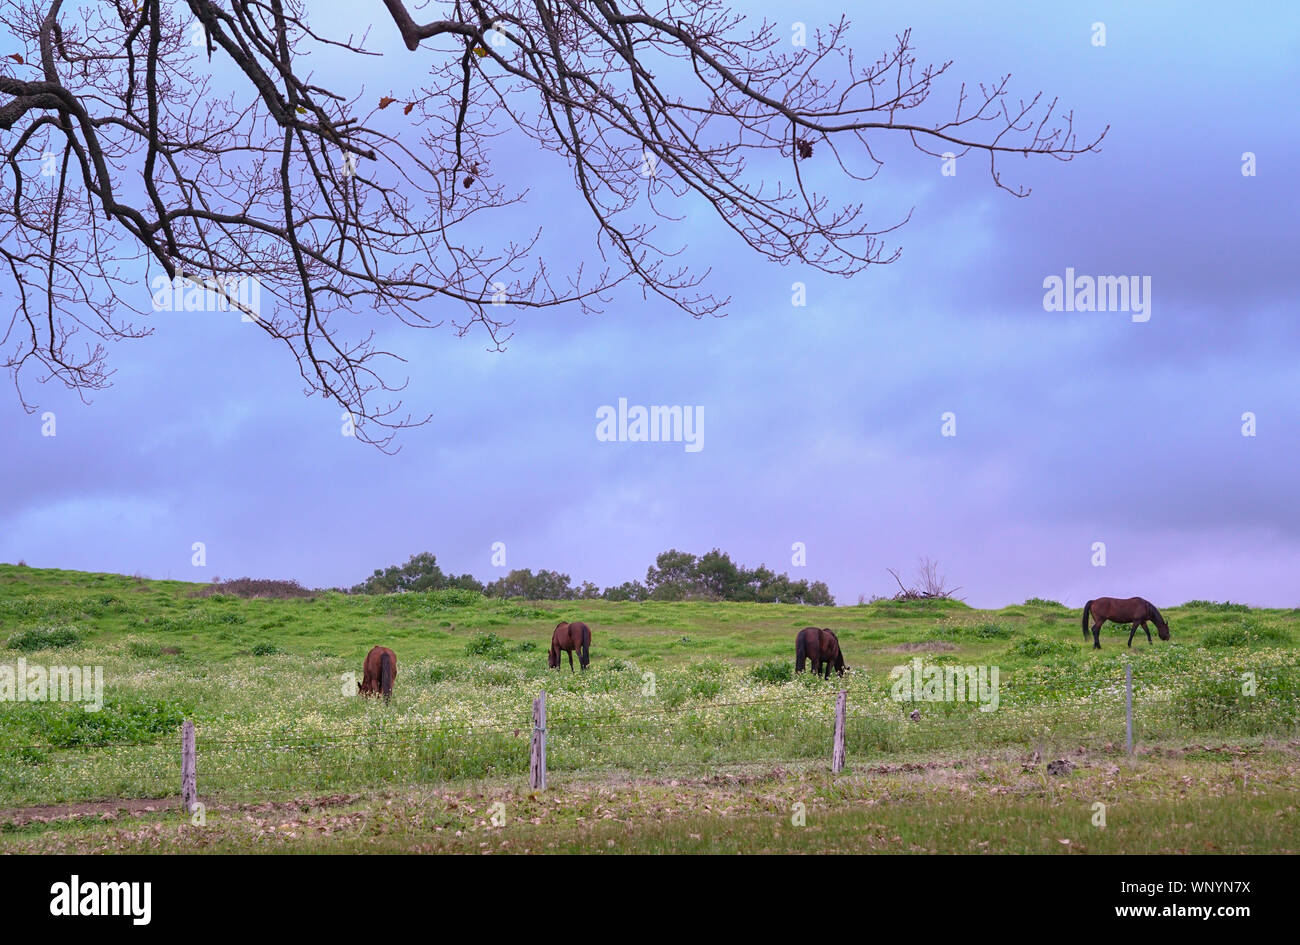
[
  {"left": 1142, "top": 622, "right": 1153, "bottom": 644},
  {"left": 1127, "top": 623, "right": 1137, "bottom": 647},
  {"left": 568, "top": 649, "right": 575, "bottom": 672},
  {"left": 1092, "top": 621, "right": 1102, "bottom": 650}
]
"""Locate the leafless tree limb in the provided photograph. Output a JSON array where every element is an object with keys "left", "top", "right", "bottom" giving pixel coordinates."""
[{"left": 0, "top": 0, "right": 1105, "bottom": 448}]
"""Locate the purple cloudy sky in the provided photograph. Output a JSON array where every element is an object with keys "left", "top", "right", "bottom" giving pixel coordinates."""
[{"left": 3, "top": 2, "right": 1298, "bottom": 607}]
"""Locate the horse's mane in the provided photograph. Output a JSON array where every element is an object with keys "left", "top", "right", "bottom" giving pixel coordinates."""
[{"left": 1148, "top": 601, "right": 1166, "bottom": 625}]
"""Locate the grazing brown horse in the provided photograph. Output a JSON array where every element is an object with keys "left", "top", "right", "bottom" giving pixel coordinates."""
[
  {"left": 1082, "top": 597, "right": 1170, "bottom": 650},
  {"left": 359, "top": 646, "right": 397, "bottom": 703},
  {"left": 795, "top": 627, "right": 846, "bottom": 679},
  {"left": 548, "top": 621, "right": 591, "bottom": 671}
]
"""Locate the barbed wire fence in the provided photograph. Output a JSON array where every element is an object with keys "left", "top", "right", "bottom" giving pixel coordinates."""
[{"left": 2, "top": 662, "right": 1297, "bottom": 813}]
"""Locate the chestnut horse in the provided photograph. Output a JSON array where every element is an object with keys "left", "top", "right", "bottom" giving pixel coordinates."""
[
  {"left": 1082, "top": 597, "right": 1170, "bottom": 650},
  {"left": 795, "top": 627, "right": 846, "bottom": 679},
  {"left": 548, "top": 621, "right": 591, "bottom": 671},
  {"left": 359, "top": 645, "right": 397, "bottom": 703}
]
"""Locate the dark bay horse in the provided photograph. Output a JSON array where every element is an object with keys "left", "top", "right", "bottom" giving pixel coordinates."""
[
  {"left": 795, "top": 627, "right": 846, "bottom": 679},
  {"left": 1082, "top": 597, "right": 1170, "bottom": 650},
  {"left": 359, "top": 645, "right": 397, "bottom": 703},
  {"left": 549, "top": 621, "right": 591, "bottom": 671}
]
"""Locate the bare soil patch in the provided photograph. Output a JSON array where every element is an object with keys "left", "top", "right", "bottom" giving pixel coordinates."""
[
  {"left": 0, "top": 793, "right": 359, "bottom": 827},
  {"left": 889, "top": 641, "right": 958, "bottom": 652}
]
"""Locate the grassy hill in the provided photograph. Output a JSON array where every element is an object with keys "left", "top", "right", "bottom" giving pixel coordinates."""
[{"left": 1, "top": 563, "right": 1297, "bottom": 853}]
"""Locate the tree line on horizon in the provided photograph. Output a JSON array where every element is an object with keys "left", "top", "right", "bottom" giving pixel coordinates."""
[{"left": 348, "top": 550, "right": 835, "bottom": 605}]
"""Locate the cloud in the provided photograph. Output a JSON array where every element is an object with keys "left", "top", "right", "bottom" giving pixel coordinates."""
[{"left": 2, "top": 1, "right": 1297, "bottom": 607}]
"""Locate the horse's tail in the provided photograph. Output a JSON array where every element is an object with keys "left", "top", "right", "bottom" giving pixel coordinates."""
[
  {"left": 795, "top": 633, "right": 807, "bottom": 673},
  {"left": 1082, "top": 600, "right": 1093, "bottom": 638},
  {"left": 580, "top": 625, "right": 590, "bottom": 667},
  {"left": 380, "top": 651, "right": 395, "bottom": 705}
]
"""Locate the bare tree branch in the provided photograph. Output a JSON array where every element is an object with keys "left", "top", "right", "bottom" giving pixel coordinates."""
[{"left": 0, "top": 0, "right": 1105, "bottom": 448}]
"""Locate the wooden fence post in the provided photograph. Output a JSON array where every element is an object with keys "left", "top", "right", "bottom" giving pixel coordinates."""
[
  {"left": 1125, "top": 664, "right": 1133, "bottom": 756},
  {"left": 530, "top": 691, "right": 547, "bottom": 791},
  {"left": 181, "top": 720, "right": 197, "bottom": 812},
  {"left": 831, "top": 689, "right": 847, "bottom": 773}
]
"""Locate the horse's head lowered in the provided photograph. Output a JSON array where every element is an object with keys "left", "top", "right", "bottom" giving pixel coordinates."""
[
  {"left": 547, "top": 622, "right": 565, "bottom": 668},
  {"left": 822, "top": 629, "right": 848, "bottom": 676}
]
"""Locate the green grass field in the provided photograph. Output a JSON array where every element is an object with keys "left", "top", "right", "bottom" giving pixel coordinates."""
[{"left": 1, "top": 563, "right": 1297, "bottom": 853}]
